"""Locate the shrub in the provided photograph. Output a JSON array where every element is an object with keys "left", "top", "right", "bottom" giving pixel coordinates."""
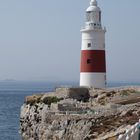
[{"left": 43, "top": 96, "right": 62, "bottom": 105}]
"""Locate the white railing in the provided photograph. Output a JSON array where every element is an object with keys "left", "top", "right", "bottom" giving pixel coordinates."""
[{"left": 118, "top": 120, "right": 140, "bottom": 140}]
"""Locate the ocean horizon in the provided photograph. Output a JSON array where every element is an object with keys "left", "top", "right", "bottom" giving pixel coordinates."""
[{"left": 0, "top": 81, "right": 140, "bottom": 140}]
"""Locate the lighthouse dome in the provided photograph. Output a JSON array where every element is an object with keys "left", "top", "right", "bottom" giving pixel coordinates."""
[
  {"left": 86, "top": 0, "right": 100, "bottom": 12},
  {"left": 86, "top": 6, "right": 100, "bottom": 12}
]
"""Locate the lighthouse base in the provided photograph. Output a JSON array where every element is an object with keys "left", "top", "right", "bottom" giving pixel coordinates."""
[{"left": 80, "top": 73, "right": 106, "bottom": 88}]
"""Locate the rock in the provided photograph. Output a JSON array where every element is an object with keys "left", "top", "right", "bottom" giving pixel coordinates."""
[
  {"left": 25, "top": 94, "right": 43, "bottom": 104},
  {"left": 40, "top": 88, "right": 90, "bottom": 102},
  {"left": 67, "top": 88, "right": 90, "bottom": 102},
  {"left": 20, "top": 86, "right": 140, "bottom": 140},
  {"left": 107, "top": 136, "right": 117, "bottom": 140}
]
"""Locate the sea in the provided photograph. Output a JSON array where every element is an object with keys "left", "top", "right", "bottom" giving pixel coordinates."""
[{"left": 0, "top": 81, "right": 140, "bottom": 140}]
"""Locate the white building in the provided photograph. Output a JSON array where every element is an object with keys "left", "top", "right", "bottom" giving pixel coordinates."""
[{"left": 80, "top": 0, "right": 106, "bottom": 88}]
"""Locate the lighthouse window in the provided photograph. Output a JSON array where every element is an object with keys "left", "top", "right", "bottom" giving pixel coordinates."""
[
  {"left": 87, "top": 59, "right": 92, "bottom": 64},
  {"left": 87, "top": 43, "right": 91, "bottom": 48},
  {"left": 86, "top": 12, "right": 91, "bottom": 21},
  {"left": 99, "top": 11, "right": 101, "bottom": 22}
]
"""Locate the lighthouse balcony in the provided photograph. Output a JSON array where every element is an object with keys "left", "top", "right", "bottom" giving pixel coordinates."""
[
  {"left": 81, "top": 22, "right": 102, "bottom": 31},
  {"left": 81, "top": 24, "right": 106, "bottom": 32}
]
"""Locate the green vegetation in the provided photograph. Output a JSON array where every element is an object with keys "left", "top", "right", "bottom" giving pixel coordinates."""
[
  {"left": 120, "top": 90, "right": 140, "bottom": 96},
  {"left": 43, "top": 96, "right": 62, "bottom": 105}
]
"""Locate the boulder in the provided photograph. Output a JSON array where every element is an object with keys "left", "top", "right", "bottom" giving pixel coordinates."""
[{"left": 56, "top": 87, "right": 90, "bottom": 102}]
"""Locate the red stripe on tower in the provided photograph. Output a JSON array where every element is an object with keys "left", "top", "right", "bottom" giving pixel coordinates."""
[{"left": 80, "top": 50, "right": 106, "bottom": 73}]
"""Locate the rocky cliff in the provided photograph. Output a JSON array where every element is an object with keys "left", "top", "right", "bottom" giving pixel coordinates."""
[{"left": 20, "top": 87, "right": 140, "bottom": 140}]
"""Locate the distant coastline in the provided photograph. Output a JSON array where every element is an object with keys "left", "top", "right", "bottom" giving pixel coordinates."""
[{"left": 0, "top": 80, "right": 140, "bottom": 94}]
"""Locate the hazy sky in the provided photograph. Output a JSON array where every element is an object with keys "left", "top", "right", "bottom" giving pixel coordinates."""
[{"left": 0, "top": 0, "right": 140, "bottom": 82}]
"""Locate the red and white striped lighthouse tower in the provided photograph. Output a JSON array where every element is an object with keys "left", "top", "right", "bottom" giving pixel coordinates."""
[{"left": 80, "top": 0, "right": 106, "bottom": 88}]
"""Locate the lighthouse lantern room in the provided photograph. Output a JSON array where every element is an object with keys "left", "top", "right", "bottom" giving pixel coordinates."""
[{"left": 80, "top": 0, "right": 106, "bottom": 88}]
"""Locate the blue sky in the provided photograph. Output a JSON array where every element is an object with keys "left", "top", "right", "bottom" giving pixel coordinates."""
[{"left": 0, "top": 0, "right": 140, "bottom": 82}]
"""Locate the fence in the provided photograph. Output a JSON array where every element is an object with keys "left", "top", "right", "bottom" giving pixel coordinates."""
[{"left": 117, "top": 120, "right": 140, "bottom": 140}]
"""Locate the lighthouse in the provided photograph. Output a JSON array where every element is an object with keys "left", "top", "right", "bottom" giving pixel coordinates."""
[{"left": 80, "top": 0, "right": 106, "bottom": 88}]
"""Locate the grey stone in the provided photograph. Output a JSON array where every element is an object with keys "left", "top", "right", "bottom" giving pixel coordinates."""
[{"left": 20, "top": 86, "right": 140, "bottom": 140}]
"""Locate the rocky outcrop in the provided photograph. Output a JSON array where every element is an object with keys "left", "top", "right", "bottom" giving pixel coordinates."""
[
  {"left": 51, "top": 87, "right": 90, "bottom": 102},
  {"left": 20, "top": 87, "right": 140, "bottom": 140}
]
